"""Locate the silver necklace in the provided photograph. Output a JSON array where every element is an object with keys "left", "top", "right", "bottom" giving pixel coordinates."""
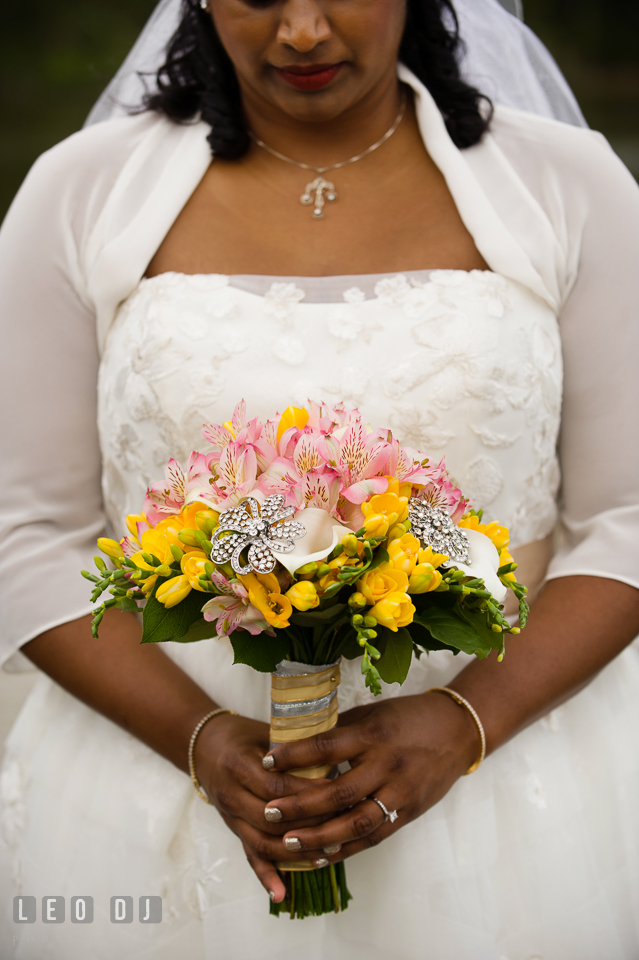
[{"left": 249, "top": 91, "right": 407, "bottom": 220}]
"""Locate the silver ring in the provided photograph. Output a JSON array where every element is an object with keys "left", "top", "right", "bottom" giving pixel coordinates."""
[{"left": 370, "top": 796, "right": 398, "bottom": 824}]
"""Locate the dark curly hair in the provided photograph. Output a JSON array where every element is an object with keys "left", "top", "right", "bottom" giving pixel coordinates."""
[{"left": 145, "top": 0, "right": 492, "bottom": 159}]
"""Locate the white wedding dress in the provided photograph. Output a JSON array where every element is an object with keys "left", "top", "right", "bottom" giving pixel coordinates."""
[
  {"left": 2, "top": 265, "right": 639, "bottom": 959},
  {"left": 1, "top": 65, "right": 639, "bottom": 959}
]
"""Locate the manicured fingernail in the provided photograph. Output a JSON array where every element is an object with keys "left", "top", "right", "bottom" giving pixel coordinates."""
[
  {"left": 268, "top": 890, "right": 276, "bottom": 901},
  {"left": 284, "top": 837, "right": 302, "bottom": 851},
  {"left": 264, "top": 807, "right": 283, "bottom": 822},
  {"left": 314, "top": 858, "right": 329, "bottom": 868},
  {"left": 262, "top": 755, "right": 275, "bottom": 770},
  {"left": 323, "top": 844, "right": 341, "bottom": 855}
]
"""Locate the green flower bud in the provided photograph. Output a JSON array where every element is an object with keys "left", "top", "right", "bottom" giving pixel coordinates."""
[
  {"left": 170, "top": 544, "right": 184, "bottom": 563},
  {"left": 178, "top": 529, "right": 200, "bottom": 548},
  {"left": 195, "top": 531, "right": 213, "bottom": 553},
  {"left": 348, "top": 592, "right": 367, "bottom": 610},
  {"left": 342, "top": 534, "right": 360, "bottom": 558}
]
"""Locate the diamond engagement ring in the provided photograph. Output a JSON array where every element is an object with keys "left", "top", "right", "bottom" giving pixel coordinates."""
[{"left": 370, "top": 797, "right": 398, "bottom": 824}]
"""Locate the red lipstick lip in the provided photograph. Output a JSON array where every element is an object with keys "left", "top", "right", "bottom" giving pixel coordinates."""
[{"left": 275, "top": 63, "right": 343, "bottom": 91}]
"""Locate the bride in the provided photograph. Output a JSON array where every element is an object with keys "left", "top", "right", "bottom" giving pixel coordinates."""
[{"left": 1, "top": 0, "right": 639, "bottom": 957}]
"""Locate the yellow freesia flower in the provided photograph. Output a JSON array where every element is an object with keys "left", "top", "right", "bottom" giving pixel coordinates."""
[
  {"left": 141, "top": 574, "right": 158, "bottom": 596},
  {"left": 357, "top": 568, "right": 409, "bottom": 605},
  {"left": 286, "top": 581, "right": 320, "bottom": 612},
  {"left": 385, "top": 533, "right": 422, "bottom": 575},
  {"left": 239, "top": 572, "right": 292, "bottom": 628},
  {"left": 154, "top": 514, "right": 202, "bottom": 553},
  {"left": 408, "top": 563, "right": 442, "bottom": 594},
  {"left": 126, "top": 512, "right": 147, "bottom": 537},
  {"left": 362, "top": 513, "right": 390, "bottom": 538},
  {"left": 387, "top": 477, "right": 413, "bottom": 500},
  {"left": 417, "top": 545, "right": 449, "bottom": 569},
  {"left": 156, "top": 575, "right": 192, "bottom": 608},
  {"left": 370, "top": 592, "right": 416, "bottom": 632},
  {"left": 180, "top": 549, "right": 210, "bottom": 592},
  {"left": 130, "top": 528, "right": 175, "bottom": 570},
  {"left": 361, "top": 486, "right": 410, "bottom": 538},
  {"left": 459, "top": 515, "right": 510, "bottom": 553},
  {"left": 97, "top": 538, "right": 124, "bottom": 561},
  {"left": 277, "top": 405, "right": 309, "bottom": 441},
  {"left": 181, "top": 501, "right": 220, "bottom": 533}
]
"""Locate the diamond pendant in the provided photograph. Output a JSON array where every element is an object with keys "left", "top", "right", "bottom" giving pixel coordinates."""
[{"left": 300, "top": 174, "right": 338, "bottom": 220}]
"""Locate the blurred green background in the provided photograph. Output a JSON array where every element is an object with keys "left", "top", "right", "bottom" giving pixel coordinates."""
[{"left": 1, "top": 0, "right": 638, "bottom": 220}]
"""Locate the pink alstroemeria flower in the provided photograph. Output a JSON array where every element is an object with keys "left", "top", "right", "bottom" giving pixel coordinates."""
[
  {"left": 417, "top": 477, "right": 468, "bottom": 523},
  {"left": 256, "top": 433, "right": 340, "bottom": 511},
  {"left": 120, "top": 535, "right": 142, "bottom": 558},
  {"left": 201, "top": 399, "right": 247, "bottom": 450},
  {"left": 321, "top": 419, "right": 392, "bottom": 504},
  {"left": 206, "top": 441, "right": 259, "bottom": 510},
  {"left": 306, "top": 400, "right": 361, "bottom": 432},
  {"left": 201, "top": 571, "right": 272, "bottom": 637},
  {"left": 143, "top": 452, "right": 216, "bottom": 525}
]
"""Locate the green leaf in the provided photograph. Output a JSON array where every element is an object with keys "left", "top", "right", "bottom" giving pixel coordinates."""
[
  {"left": 140, "top": 585, "right": 206, "bottom": 643},
  {"left": 367, "top": 547, "right": 389, "bottom": 572},
  {"left": 230, "top": 631, "right": 290, "bottom": 673},
  {"left": 457, "top": 604, "right": 503, "bottom": 653},
  {"left": 174, "top": 617, "right": 220, "bottom": 643},
  {"left": 375, "top": 627, "right": 413, "bottom": 685},
  {"left": 119, "top": 596, "right": 141, "bottom": 613},
  {"left": 290, "top": 604, "right": 347, "bottom": 628},
  {"left": 408, "top": 620, "right": 462, "bottom": 655},
  {"left": 413, "top": 607, "right": 488, "bottom": 657}
]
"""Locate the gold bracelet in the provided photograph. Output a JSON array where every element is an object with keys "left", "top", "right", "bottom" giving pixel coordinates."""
[
  {"left": 188, "top": 708, "right": 238, "bottom": 804},
  {"left": 426, "top": 687, "right": 486, "bottom": 775}
]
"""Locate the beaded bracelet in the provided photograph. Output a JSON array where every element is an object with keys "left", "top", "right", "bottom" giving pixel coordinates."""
[
  {"left": 188, "top": 708, "right": 238, "bottom": 804},
  {"left": 425, "top": 687, "right": 486, "bottom": 775}
]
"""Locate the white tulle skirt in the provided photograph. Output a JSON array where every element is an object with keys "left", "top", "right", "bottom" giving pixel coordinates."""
[{"left": 2, "top": 637, "right": 639, "bottom": 960}]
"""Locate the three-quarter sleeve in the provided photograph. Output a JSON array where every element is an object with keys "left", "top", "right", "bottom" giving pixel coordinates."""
[
  {"left": 546, "top": 138, "right": 639, "bottom": 589},
  {"left": 0, "top": 149, "right": 106, "bottom": 670}
]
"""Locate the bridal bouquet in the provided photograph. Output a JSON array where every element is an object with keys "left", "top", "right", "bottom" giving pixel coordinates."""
[{"left": 84, "top": 401, "right": 528, "bottom": 919}]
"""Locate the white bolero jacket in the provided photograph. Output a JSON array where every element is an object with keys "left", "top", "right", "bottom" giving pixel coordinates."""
[{"left": 0, "top": 66, "right": 638, "bottom": 670}]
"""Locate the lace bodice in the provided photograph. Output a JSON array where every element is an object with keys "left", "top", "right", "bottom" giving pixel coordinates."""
[{"left": 98, "top": 269, "right": 562, "bottom": 550}]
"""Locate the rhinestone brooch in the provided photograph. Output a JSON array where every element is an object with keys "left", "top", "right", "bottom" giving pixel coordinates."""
[
  {"left": 210, "top": 495, "right": 306, "bottom": 576},
  {"left": 407, "top": 499, "right": 471, "bottom": 566}
]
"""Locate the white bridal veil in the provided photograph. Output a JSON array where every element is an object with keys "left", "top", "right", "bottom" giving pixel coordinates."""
[{"left": 85, "top": 0, "right": 586, "bottom": 128}]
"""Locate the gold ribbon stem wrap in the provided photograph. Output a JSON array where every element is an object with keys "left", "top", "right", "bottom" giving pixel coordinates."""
[{"left": 270, "top": 660, "right": 341, "bottom": 871}]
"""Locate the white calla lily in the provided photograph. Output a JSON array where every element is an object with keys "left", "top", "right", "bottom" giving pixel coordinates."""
[
  {"left": 272, "top": 507, "right": 354, "bottom": 576},
  {"left": 446, "top": 528, "right": 507, "bottom": 602}
]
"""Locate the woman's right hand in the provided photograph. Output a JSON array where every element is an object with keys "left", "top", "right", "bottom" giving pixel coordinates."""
[{"left": 195, "top": 712, "right": 332, "bottom": 901}]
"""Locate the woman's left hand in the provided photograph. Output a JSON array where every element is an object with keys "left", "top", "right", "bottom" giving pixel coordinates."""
[{"left": 262, "top": 691, "right": 480, "bottom": 868}]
